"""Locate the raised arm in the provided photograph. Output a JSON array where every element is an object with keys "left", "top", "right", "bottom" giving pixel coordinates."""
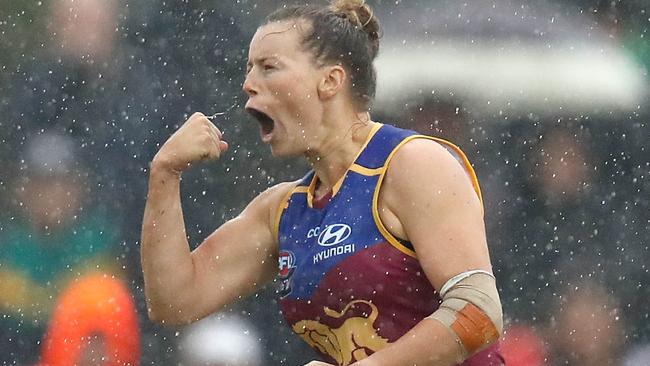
[
  {"left": 358, "top": 138, "right": 502, "bottom": 366},
  {"left": 141, "top": 112, "right": 291, "bottom": 326}
]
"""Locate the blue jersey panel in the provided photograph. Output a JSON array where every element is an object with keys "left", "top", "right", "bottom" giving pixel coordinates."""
[{"left": 278, "top": 171, "right": 385, "bottom": 299}]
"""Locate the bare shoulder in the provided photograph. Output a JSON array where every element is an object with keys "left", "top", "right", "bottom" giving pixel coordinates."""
[
  {"left": 265, "top": 180, "right": 299, "bottom": 204},
  {"left": 380, "top": 137, "right": 482, "bottom": 228},
  {"left": 243, "top": 179, "right": 300, "bottom": 228},
  {"left": 382, "top": 138, "right": 491, "bottom": 288},
  {"left": 254, "top": 180, "right": 299, "bottom": 204},
  {"left": 385, "top": 138, "right": 472, "bottom": 191}
]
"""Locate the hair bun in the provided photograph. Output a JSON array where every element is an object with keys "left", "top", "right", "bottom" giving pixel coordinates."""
[{"left": 329, "top": 0, "right": 380, "bottom": 57}]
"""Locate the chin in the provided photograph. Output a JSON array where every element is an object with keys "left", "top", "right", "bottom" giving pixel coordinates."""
[{"left": 268, "top": 142, "right": 303, "bottom": 158}]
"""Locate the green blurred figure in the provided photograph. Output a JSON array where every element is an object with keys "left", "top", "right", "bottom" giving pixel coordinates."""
[{"left": 0, "top": 132, "right": 122, "bottom": 364}]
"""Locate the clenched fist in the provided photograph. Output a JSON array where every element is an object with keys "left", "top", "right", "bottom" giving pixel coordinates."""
[{"left": 151, "top": 112, "right": 229, "bottom": 173}]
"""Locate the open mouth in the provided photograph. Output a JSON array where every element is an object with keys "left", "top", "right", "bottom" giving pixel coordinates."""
[{"left": 246, "top": 107, "right": 275, "bottom": 138}]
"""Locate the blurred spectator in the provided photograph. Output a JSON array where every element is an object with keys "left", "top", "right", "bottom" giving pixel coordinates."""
[
  {"left": 402, "top": 97, "right": 471, "bottom": 148},
  {"left": 0, "top": 132, "right": 121, "bottom": 364},
  {"left": 39, "top": 274, "right": 140, "bottom": 366},
  {"left": 4, "top": 0, "right": 154, "bottom": 206},
  {"left": 177, "top": 313, "right": 262, "bottom": 366},
  {"left": 492, "top": 123, "right": 603, "bottom": 323},
  {"left": 49, "top": 0, "right": 118, "bottom": 63},
  {"left": 529, "top": 127, "right": 593, "bottom": 208},
  {"left": 546, "top": 278, "right": 625, "bottom": 366},
  {"left": 500, "top": 324, "right": 547, "bottom": 366},
  {"left": 623, "top": 343, "right": 650, "bottom": 366}
]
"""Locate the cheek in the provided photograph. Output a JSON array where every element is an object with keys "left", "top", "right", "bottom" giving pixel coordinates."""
[{"left": 273, "top": 71, "right": 318, "bottom": 103}]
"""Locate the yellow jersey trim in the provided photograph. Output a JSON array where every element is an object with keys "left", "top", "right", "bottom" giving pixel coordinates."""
[
  {"left": 349, "top": 164, "right": 384, "bottom": 176},
  {"left": 372, "top": 136, "right": 420, "bottom": 258},
  {"left": 371, "top": 135, "right": 484, "bottom": 258},
  {"left": 306, "top": 174, "right": 317, "bottom": 208},
  {"left": 273, "top": 185, "right": 306, "bottom": 240},
  {"left": 428, "top": 137, "right": 483, "bottom": 207},
  {"left": 307, "top": 122, "right": 383, "bottom": 208},
  {"left": 293, "top": 186, "right": 309, "bottom": 194}
]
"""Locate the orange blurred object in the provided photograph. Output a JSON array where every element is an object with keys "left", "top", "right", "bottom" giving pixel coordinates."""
[
  {"left": 39, "top": 274, "right": 140, "bottom": 366},
  {"left": 500, "top": 324, "right": 547, "bottom": 366}
]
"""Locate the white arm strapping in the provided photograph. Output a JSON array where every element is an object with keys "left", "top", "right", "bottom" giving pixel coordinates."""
[
  {"left": 439, "top": 270, "right": 495, "bottom": 297},
  {"left": 427, "top": 270, "right": 503, "bottom": 361}
]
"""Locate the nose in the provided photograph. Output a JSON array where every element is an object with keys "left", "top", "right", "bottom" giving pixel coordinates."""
[{"left": 242, "top": 73, "right": 258, "bottom": 97}]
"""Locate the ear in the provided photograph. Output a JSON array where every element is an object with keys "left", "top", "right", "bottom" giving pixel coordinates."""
[{"left": 317, "top": 65, "right": 346, "bottom": 100}]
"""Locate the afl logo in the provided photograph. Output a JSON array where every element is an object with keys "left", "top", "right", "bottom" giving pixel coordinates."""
[
  {"left": 317, "top": 224, "right": 352, "bottom": 247},
  {"left": 278, "top": 250, "right": 296, "bottom": 298},
  {"left": 278, "top": 250, "right": 296, "bottom": 277}
]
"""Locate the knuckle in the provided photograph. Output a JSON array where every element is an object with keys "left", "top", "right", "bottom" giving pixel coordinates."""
[
  {"left": 188, "top": 113, "right": 207, "bottom": 125},
  {"left": 202, "top": 133, "right": 214, "bottom": 143},
  {"left": 208, "top": 148, "right": 220, "bottom": 159}
]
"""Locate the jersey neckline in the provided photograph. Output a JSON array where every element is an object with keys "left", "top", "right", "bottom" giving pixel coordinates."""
[{"left": 306, "top": 122, "right": 383, "bottom": 209}]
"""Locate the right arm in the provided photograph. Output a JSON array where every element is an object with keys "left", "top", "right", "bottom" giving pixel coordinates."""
[{"left": 141, "top": 112, "right": 292, "bottom": 325}]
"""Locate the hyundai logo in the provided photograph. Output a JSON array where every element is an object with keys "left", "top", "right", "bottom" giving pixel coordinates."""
[{"left": 317, "top": 224, "right": 352, "bottom": 247}]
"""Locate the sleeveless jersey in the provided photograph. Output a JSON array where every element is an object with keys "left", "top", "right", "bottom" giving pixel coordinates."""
[{"left": 276, "top": 123, "right": 503, "bottom": 366}]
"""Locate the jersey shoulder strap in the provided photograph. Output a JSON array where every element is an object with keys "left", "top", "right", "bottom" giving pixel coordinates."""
[
  {"left": 358, "top": 123, "right": 482, "bottom": 204},
  {"left": 355, "top": 124, "right": 417, "bottom": 169}
]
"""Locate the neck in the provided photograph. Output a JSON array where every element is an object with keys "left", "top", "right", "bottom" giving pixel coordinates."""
[{"left": 304, "top": 112, "right": 375, "bottom": 195}]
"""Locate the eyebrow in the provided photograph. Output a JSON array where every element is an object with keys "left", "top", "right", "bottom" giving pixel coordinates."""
[{"left": 246, "top": 56, "right": 280, "bottom": 71}]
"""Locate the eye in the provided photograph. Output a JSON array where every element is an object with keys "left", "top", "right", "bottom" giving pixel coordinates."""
[{"left": 263, "top": 64, "right": 276, "bottom": 71}]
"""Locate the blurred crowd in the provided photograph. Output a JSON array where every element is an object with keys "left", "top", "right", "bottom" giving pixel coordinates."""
[{"left": 0, "top": 0, "right": 648, "bottom": 365}]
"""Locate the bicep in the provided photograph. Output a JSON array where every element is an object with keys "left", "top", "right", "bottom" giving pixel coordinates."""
[
  {"left": 182, "top": 184, "right": 288, "bottom": 317},
  {"left": 192, "top": 212, "right": 279, "bottom": 290},
  {"left": 387, "top": 140, "right": 492, "bottom": 291}
]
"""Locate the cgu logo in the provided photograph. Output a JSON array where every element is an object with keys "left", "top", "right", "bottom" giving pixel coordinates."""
[{"left": 317, "top": 224, "right": 352, "bottom": 247}]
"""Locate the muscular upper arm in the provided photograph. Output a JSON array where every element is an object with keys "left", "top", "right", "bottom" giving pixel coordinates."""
[
  {"left": 380, "top": 139, "right": 492, "bottom": 291},
  {"left": 183, "top": 181, "right": 296, "bottom": 320}
]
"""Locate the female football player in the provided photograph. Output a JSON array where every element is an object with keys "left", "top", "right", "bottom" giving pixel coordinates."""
[{"left": 141, "top": 1, "right": 504, "bottom": 365}]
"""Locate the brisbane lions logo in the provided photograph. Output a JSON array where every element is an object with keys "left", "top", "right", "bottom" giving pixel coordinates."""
[
  {"left": 278, "top": 250, "right": 296, "bottom": 298},
  {"left": 292, "top": 300, "right": 389, "bottom": 366}
]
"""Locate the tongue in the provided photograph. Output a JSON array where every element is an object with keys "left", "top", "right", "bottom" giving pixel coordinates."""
[
  {"left": 260, "top": 126, "right": 273, "bottom": 142},
  {"left": 260, "top": 114, "right": 274, "bottom": 135},
  {"left": 261, "top": 121, "right": 273, "bottom": 134}
]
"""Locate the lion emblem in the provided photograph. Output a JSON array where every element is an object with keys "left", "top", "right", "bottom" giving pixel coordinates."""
[{"left": 292, "top": 300, "right": 389, "bottom": 366}]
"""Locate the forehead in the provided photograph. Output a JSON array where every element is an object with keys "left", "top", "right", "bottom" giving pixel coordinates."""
[{"left": 248, "top": 20, "right": 306, "bottom": 60}]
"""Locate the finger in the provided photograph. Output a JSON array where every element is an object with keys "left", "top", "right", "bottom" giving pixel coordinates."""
[
  {"left": 204, "top": 142, "right": 221, "bottom": 160},
  {"left": 206, "top": 122, "right": 227, "bottom": 154},
  {"left": 218, "top": 140, "right": 229, "bottom": 153},
  {"left": 205, "top": 124, "right": 220, "bottom": 144},
  {"left": 206, "top": 120, "right": 223, "bottom": 139},
  {"left": 198, "top": 135, "right": 218, "bottom": 160},
  {"left": 205, "top": 125, "right": 228, "bottom": 157},
  {"left": 205, "top": 128, "right": 222, "bottom": 155},
  {"left": 195, "top": 123, "right": 218, "bottom": 156}
]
